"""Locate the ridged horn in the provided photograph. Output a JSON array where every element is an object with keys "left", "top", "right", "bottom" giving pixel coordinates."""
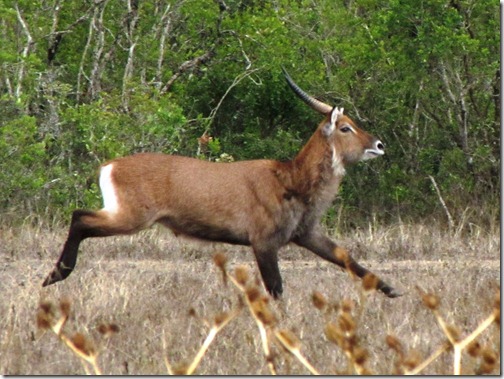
[{"left": 282, "top": 67, "right": 333, "bottom": 114}]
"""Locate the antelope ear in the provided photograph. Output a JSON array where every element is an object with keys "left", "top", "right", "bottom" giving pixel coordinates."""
[{"left": 322, "top": 107, "right": 344, "bottom": 137}]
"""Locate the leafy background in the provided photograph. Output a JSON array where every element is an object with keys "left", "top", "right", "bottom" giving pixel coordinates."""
[{"left": 0, "top": 0, "right": 499, "bottom": 229}]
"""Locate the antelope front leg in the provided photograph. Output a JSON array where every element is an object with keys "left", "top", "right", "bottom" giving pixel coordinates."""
[
  {"left": 253, "top": 247, "right": 283, "bottom": 299},
  {"left": 293, "top": 230, "right": 401, "bottom": 298}
]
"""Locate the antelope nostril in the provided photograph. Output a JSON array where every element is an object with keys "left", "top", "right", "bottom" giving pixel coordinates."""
[{"left": 376, "top": 141, "right": 384, "bottom": 151}]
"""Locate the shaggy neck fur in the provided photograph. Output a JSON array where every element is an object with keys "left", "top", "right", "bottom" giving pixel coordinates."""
[{"left": 285, "top": 129, "right": 345, "bottom": 205}]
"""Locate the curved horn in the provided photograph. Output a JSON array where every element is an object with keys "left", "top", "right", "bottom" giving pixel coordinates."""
[{"left": 282, "top": 67, "right": 333, "bottom": 114}]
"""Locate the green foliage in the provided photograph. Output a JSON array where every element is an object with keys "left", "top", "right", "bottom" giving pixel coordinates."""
[
  {"left": 0, "top": 0, "right": 499, "bottom": 227},
  {"left": 0, "top": 115, "right": 47, "bottom": 212}
]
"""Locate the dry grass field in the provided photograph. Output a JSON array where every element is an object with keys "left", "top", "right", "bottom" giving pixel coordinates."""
[{"left": 0, "top": 220, "right": 500, "bottom": 375}]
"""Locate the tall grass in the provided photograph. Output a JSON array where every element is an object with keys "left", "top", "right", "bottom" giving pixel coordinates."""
[
  {"left": 0, "top": 220, "right": 500, "bottom": 374},
  {"left": 35, "top": 252, "right": 500, "bottom": 375}
]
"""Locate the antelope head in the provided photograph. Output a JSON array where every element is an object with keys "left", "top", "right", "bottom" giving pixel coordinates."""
[{"left": 282, "top": 68, "right": 384, "bottom": 167}]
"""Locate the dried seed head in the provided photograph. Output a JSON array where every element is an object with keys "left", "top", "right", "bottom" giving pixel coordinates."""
[
  {"left": 59, "top": 298, "right": 71, "bottom": 318},
  {"left": 362, "top": 273, "right": 379, "bottom": 292},
  {"left": 359, "top": 367, "right": 373, "bottom": 375},
  {"left": 325, "top": 322, "right": 342, "bottom": 345},
  {"left": 72, "top": 332, "right": 86, "bottom": 350},
  {"left": 98, "top": 323, "right": 120, "bottom": 337},
  {"left": 421, "top": 293, "right": 440, "bottom": 310},
  {"left": 312, "top": 291, "right": 327, "bottom": 310},
  {"left": 71, "top": 333, "right": 95, "bottom": 356},
  {"left": 277, "top": 329, "right": 300, "bottom": 350},
  {"left": 213, "top": 252, "right": 228, "bottom": 285},
  {"left": 341, "top": 299, "right": 354, "bottom": 314},
  {"left": 39, "top": 301, "right": 53, "bottom": 315},
  {"left": 334, "top": 247, "right": 349, "bottom": 267},
  {"left": 234, "top": 266, "right": 249, "bottom": 286},
  {"left": 352, "top": 346, "right": 369, "bottom": 366},
  {"left": 482, "top": 346, "right": 497, "bottom": 365},
  {"left": 257, "top": 308, "right": 276, "bottom": 326},
  {"left": 346, "top": 333, "right": 358, "bottom": 347},
  {"left": 37, "top": 302, "right": 55, "bottom": 330},
  {"left": 328, "top": 302, "right": 340, "bottom": 314},
  {"left": 385, "top": 335, "right": 402, "bottom": 353},
  {"left": 172, "top": 362, "right": 189, "bottom": 375},
  {"left": 188, "top": 308, "right": 197, "bottom": 318},
  {"left": 338, "top": 312, "right": 356, "bottom": 333},
  {"left": 467, "top": 340, "right": 481, "bottom": 357},
  {"left": 213, "top": 252, "right": 227, "bottom": 269},
  {"left": 36, "top": 309, "right": 52, "bottom": 330},
  {"left": 446, "top": 324, "right": 461, "bottom": 342},
  {"left": 214, "top": 312, "right": 229, "bottom": 327},
  {"left": 246, "top": 287, "right": 261, "bottom": 302},
  {"left": 403, "top": 350, "right": 421, "bottom": 370},
  {"left": 334, "top": 247, "right": 357, "bottom": 277},
  {"left": 251, "top": 299, "right": 276, "bottom": 326},
  {"left": 341, "top": 338, "right": 354, "bottom": 353},
  {"left": 478, "top": 361, "right": 496, "bottom": 374}
]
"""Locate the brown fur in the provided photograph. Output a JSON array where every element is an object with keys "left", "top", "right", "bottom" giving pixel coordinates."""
[{"left": 42, "top": 86, "right": 399, "bottom": 299}]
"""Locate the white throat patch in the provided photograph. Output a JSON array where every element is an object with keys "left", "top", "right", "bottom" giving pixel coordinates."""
[
  {"left": 331, "top": 146, "right": 346, "bottom": 177},
  {"left": 99, "top": 164, "right": 119, "bottom": 214}
]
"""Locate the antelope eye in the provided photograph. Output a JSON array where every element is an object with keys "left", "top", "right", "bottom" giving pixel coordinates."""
[{"left": 340, "top": 125, "right": 352, "bottom": 133}]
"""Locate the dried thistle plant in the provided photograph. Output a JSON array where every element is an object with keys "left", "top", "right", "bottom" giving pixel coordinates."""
[
  {"left": 166, "top": 255, "right": 279, "bottom": 375},
  {"left": 213, "top": 252, "right": 228, "bottom": 286},
  {"left": 186, "top": 309, "right": 240, "bottom": 375},
  {"left": 36, "top": 298, "right": 117, "bottom": 375},
  {"left": 274, "top": 329, "right": 320, "bottom": 375},
  {"left": 224, "top": 261, "right": 278, "bottom": 374},
  {"left": 412, "top": 286, "right": 501, "bottom": 375},
  {"left": 36, "top": 253, "right": 499, "bottom": 375},
  {"left": 323, "top": 297, "right": 373, "bottom": 375},
  {"left": 163, "top": 304, "right": 241, "bottom": 375}
]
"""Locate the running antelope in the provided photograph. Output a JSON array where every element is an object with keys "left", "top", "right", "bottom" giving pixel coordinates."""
[{"left": 42, "top": 69, "right": 399, "bottom": 298}]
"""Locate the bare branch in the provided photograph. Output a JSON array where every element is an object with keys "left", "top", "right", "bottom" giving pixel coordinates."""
[
  {"left": 159, "top": 50, "right": 214, "bottom": 95},
  {"left": 204, "top": 68, "right": 260, "bottom": 133},
  {"left": 122, "top": 42, "right": 137, "bottom": 111},
  {"left": 77, "top": 5, "right": 98, "bottom": 103},
  {"left": 46, "top": 0, "right": 62, "bottom": 65},
  {"left": 121, "top": 0, "right": 140, "bottom": 111},
  {"left": 159, "top": 0, "right": 228, "bottom": 95},
  {"left": 86, "top": 0, "right": 109, "bottom": 100},
  {"left": 14, "top": 3, "right": 34, "bottom": 100},
  {"left": 155, "top": 4, "right": 172, "bottom": 86},
  {"left": 428, "top": 175, "right": 454, "bottom": 231}
]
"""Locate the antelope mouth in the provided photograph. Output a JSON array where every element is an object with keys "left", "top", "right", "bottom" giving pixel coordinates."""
[{"left": 363, "top": 149, "right": 385, "bottom": 160}]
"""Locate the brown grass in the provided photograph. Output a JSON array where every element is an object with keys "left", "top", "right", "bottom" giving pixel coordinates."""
[{"left": 0, "top": 220, "right": 500, "bottom": 374}]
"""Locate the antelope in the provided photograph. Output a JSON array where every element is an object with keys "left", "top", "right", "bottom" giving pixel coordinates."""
[{"left": 42, "top": 68, "right": 399, "bottom": 298}]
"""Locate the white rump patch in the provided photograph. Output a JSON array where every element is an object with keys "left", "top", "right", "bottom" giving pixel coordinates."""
[{"left": 99, "top": 164, "right": 119, "bottom": 214}]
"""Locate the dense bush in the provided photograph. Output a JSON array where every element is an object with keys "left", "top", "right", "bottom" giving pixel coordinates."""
[{"left": 0, "top": 0, "right": 499, "bottom": 228}]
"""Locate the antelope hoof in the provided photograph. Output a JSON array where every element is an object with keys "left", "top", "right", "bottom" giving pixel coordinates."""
[
  {"left": 42, "top": 264, "right": 71, "bottom": 287},
  {"left": 383, "top": 286, "right": 403, "bottom": 298}
]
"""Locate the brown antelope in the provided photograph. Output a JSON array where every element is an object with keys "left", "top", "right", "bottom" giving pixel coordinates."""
[{"left": 42, "top": 69, "right": 399, "bottom": 298}]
